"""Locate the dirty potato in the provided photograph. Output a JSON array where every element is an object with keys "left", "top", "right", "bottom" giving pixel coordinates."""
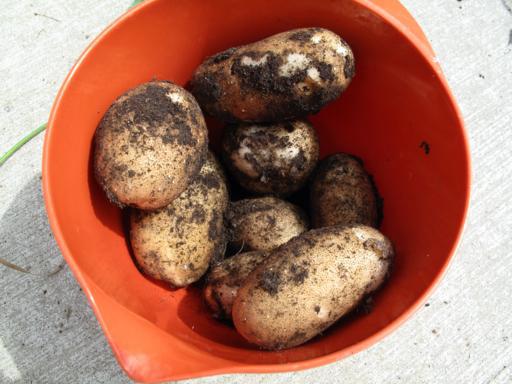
[
  {"left": 227, "top": 197, "right": 308, "bottom": 252},
  {"left": 190, "top": 28, "right": 355, "bottom": 122},
  {"left": 94, "top": 80, "right": 208, "bottom": 210},
  {"left": 232, "top": 225, "right": 393, "bottom": 350},
  {"left": 130, "top": 153, "right": 229, "bottom": 287},
  {"left": 204, "top": 251, "right": 269, "bottom": 319},
  {"left": 222, "top": 120, "right": 319, "bottom": 196},
  {"left": 310, "top": 153, "right": 379, "bottom": 228}
]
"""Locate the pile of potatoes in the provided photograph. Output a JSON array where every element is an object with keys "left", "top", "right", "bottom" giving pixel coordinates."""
[{"left": 94, "top": 27, "right": 393, "bottom": 351}]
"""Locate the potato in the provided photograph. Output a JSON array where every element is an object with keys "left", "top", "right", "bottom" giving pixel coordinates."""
[
  {"left": 310, "top": 153, "right": 379, "bottom": 228},
  {"left": 221, "top": 120, "right": 319, "bottom": 196},
  {"left": 227, "top": 197, "right": 308, "bottom": 252},
  {"left": 94, "top": 80, "right": 208, "bottom": 210},
  {"left": 130, "top": 152, "right": 228, "bottom": 287},
  {"left": 190, "top": 28, "right": 355, "bottom": 122},
  {"left": 204, "top": 251, "right": 268, "bottom": 319},
  {"left": 232, "top": 225, "right": 393, "bottom": 350}
]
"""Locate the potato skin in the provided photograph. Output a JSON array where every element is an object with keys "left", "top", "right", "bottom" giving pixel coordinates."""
[
  {"left": 204, "top": 251, "right": 268, "bottom": 319},
  {"left": 232, "top": 225, "right": 393, "bottom": 350},
  {"left": 310, "top": 153, "right": 379, "bottom": 228},
  {"left": 94, "top": 80, "right": 208, "bottom": 210},
  {"left": 222, "top": 120, "right": 319, "bottom": 196},
  {"left": 190, "top": 28, "right": 355, "bottom": 122},
  {"left": 227, "top": 197, "right": 308, "bottom": 252},
  {"left": 130, "top": 153, "right": 228, "bottom": 287}
]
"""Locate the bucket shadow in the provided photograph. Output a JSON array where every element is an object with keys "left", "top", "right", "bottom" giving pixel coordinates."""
[{"left": 0, "top": 174, "right": 127, "bottom": 383}]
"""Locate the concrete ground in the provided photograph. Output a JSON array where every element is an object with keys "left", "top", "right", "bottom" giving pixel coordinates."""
[{"left": 1, "top": 0, "right": 511, "bottom": 383}]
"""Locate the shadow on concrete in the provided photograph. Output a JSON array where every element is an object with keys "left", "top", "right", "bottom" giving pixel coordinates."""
[{"left": 0, "top": 174, "right": 129, "bottom": 383}]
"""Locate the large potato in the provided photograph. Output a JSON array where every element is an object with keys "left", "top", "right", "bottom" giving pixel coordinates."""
[
  {"left": 232, "top": 225, "right": 393, "bottom": 350},
  {"left": 94, "top": 80, "right": 208, "bottom": 210},
  {"left": 190, "top": 28, "right": 355, "bottom": 122},
  {"left": 227, "top": 197, "right": 308, "bottom": 252},
  {"left": 130, "top": 153, "right": 228, "bottom": 287},
  {"left": 222, "top": 120, "right": 319, "bottom": 196},
  {"left": 310, "top": 153, "right": 379, "bottom": 228},
  {"left": 204, "top": 251, "right": 268, "bottom": 319}
]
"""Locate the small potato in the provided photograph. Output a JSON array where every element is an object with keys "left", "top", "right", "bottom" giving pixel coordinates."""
[
  {"left": 204, "top": 251, "right": 269, "bottom": 319},
  {"left": 221, "top": 120, "right": 319, "bottom": 196},
  {"left": 310, "top": 153, "right": 379, "bottom": 228},
  {"left": 130, "top": 153, "right": 228, "bottom": 287},
  {"left": 227, "top": 197, "right": 308, "bottom": 252},
  {"left": 232, "top": 225, "right": 393, "bottom": 350},
  {"left": 190, "top": 28, "right": 355, "bottom": 122},
  {"left": 94, "top": 80, "right": 208, "bottom": 210}
]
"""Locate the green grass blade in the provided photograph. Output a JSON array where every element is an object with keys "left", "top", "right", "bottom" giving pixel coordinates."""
[
  {"left": 0, "top": 123, "right": 47, "bottom": 167},
  {"left": 130, "top": 0, "right": 145, "bottom": 7}
]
